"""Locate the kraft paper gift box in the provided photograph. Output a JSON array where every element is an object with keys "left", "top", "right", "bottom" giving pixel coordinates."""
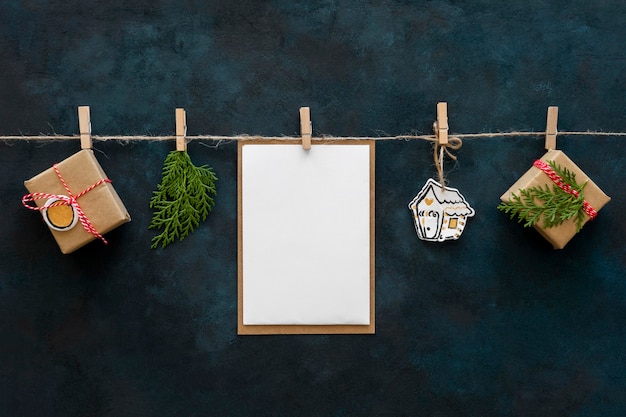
[
  {"left": 500, "top": 149, "right": 610, "bottom": 249},
  {"left": 24, "top": 149, "right": 131, "bottom": 254}
]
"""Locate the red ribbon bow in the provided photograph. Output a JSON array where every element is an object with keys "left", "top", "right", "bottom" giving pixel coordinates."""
[
  {"left": 22, "top": 164, "right": 112, "bottom": 244},
  {"left": 533, "top": 160, "right": 598, "bottom": 220}
]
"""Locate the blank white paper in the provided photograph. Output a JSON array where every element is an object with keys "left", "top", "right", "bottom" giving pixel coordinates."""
[{"left": 242, "top": 144, "right": 371, "bottom": 325}]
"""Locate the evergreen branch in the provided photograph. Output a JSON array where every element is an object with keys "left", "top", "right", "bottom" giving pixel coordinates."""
[
  {"left": 498, "top": 160, "right": 588, "bottom": 232},
  {"left": 149, "top": 150, "right": 218, "bottom": 249}
]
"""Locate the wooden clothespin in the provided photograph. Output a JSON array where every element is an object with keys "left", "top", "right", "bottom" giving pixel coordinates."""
[
  {"left": 176, "top": 108, "right": 187, "bottom": 152},
  {"left": 434, "top": 102, "right": 449, "bottom": 145},
  {"left": 78, "top": 106, "right": 92, "bottom": 149},
  {"left": 545, "top": 106, "right": 559, "bottom": 150},
  {"left": 299, "top": 106, "right": 312, "bottom": 150}
]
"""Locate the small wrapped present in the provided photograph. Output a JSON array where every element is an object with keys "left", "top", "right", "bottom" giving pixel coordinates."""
[
  {"left": 499, "top": 149, "right": 610, "bottom": 249},
  {"left": 23, "top": 149, "right": 131, "bottom": 254}
]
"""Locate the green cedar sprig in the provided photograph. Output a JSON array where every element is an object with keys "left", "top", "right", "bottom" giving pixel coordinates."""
[
  {"left": 149, "top": 150, "right": 217, "bottom": 249},
  {"left": 497, "top": 160, "right": 587, "bottom": 232}
]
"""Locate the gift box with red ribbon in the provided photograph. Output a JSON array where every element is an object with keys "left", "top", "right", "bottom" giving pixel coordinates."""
[
  {"left": 500, "top": 149, "right": 610, "bottom": 249},
  {"left": 23, "top": 149, "right": 131, "bottom": 254}
]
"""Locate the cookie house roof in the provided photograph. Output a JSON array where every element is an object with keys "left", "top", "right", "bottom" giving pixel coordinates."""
[{"left": 413, "top": 178, "right": 474, "bottom": 216}]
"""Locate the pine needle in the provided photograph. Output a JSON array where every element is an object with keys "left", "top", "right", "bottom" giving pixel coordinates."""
[
  {"left": 498, "top": 160, "right": 587, "bottom": 232},
  {"left": 149, "top": 150, "right": 218, "bottom": 249}
]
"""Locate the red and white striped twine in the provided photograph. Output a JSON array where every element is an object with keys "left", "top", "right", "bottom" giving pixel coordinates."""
[{"left": 22, "top": 163, "right": 112, "bottom": 244}]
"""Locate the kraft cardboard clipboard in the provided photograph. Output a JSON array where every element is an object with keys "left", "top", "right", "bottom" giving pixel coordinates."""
[{"left": 238, "top": 139, "right": 375, "bottom": 335}]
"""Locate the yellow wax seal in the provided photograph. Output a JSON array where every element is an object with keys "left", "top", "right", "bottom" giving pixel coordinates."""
[{"left": 42, "top": 197, "right": 78, "bottom": 231}]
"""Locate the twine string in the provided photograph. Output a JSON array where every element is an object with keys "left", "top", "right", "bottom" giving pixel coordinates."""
[
  {"left": 432, "top": 134, "right": 463, "bottom": 190},
  {"left": 22, "top": 164, "right": 112, "bottom": 243},
  {"left": 1, "top": 130, "right": 625, "bottom": 143},
  {"left": 8, "top": 129, "right": 625, "bottom": 202}
]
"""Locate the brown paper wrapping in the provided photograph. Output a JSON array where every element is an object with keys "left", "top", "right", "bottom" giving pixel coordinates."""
[
  {"left": 24, "top": 150, "right": 131, "bottom": 254},
  {"left": 500, "top": 149, "right": 610, "bottom": 249}
]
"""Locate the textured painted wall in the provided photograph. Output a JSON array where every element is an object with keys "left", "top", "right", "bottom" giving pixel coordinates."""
[{"left": 1, "top": 1, "right": 625, "bottom": 416}]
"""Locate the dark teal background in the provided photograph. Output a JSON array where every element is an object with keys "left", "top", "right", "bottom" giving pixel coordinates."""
[{"left": 1, "top": 1, "right": 625, "bottom": 416}]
